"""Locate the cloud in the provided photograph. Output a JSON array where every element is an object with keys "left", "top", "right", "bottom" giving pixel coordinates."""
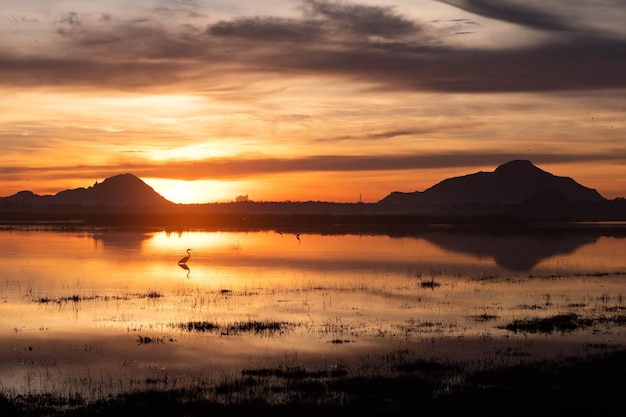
[
  {"left": 208, "top": 1, "right": 421, "bottom": 44},
  {"left": 437, "top": 0, "right": 626, "bottom": 39},
  {"left": 1, "top": 0, "right": 625, "bottom": 93},
  {"left": 4, "top": 151, "right": 625, "bottom": 184},
  {"left": 209, "top": 17, "right": 324, "bottom": 42},
  {"left": 57, "top": 11, "right": 82, "bottom": 35},
  {"left": 301, "top": 0, "right": 420, "bottom": 38},
  {"left": 139, "top": 151, "right": 626, "bottom": 180},
  {"left": 436, "top": 0, "right": 576, "bottom": 32},
  {"left": 313, "top": 123, "right": 484, "bottom": 143}
]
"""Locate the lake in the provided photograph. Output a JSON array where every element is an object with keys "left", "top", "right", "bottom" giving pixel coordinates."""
[{"left": 1, "top": 226, "right": 625, "bottom": 403}]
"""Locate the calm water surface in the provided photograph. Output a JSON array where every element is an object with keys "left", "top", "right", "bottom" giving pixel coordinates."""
[{"left": 1, "top": 228, "right": 625, "bottom": 399}]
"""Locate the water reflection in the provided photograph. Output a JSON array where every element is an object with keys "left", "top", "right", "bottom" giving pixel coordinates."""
[
  {"left": 93, "top": 230, "right": 152, "bottom": 250},
  {"left": 422, "top": 232, "right": 599, "bottom": 271},
  {"left": 0, "top": 227, "right": 625, "bottom": 401},
  {"left": 178, "top": 262, "right": 190, "bottom": 277}
]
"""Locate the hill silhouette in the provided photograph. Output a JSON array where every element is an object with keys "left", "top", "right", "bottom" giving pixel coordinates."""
[
  {"left": 380, "top": 160, "right": 605, "bottom": 205},
  {"left": 2, "top": 173, "right": 173, "bottom": 208}
]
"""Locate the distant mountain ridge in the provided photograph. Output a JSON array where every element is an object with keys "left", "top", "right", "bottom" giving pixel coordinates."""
[
  {"left": 2, "top": 173, "right": 173, "bottom": 208},
  {"left": 379, "top": 160, "right": 605, "bottom": 205},
  {"left": 0, "top": 161, "right": 613, "bottom": 221}
]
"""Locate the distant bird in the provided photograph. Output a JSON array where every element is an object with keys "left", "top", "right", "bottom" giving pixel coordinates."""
[
  {"left": 296, "top": 233, "right": 300, "bottom": 243},
  {"left": 178, "top": 248, "right": 192, "bottom": 265}
]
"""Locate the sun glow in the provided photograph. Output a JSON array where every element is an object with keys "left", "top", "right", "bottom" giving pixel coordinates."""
[{"left": 144, "top": 178, "right": 244, "bottom": 204}]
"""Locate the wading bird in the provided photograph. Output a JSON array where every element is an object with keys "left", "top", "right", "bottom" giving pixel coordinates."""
[{"left": 178, "top": 248, "right": 192, "bottom": 265}]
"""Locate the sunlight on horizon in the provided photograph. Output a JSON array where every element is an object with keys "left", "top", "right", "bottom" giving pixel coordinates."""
[{"left": 145, "top": 178, "right": 247, "bottom": 204}]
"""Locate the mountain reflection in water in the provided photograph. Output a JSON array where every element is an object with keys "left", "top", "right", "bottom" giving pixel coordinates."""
[{"left": 422, "top": 232, "right": 600, "bottom": 271}]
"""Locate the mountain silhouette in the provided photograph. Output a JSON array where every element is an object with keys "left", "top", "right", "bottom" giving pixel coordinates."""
[
  {"left": 1, "top": 162, "right": 623, "bottom": 226},
  {"left": 379, "top": 160, "right": 605, "bottom": 205},
  {"left": 3, "top": 173, "right": 173, "bottom": 208}
]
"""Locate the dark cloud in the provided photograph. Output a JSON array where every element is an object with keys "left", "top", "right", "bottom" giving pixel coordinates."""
[
  {"left": 291, "top": 37, "right": 626, "bottom": 92},
  {"left": 57, "top": 11, "right": 82, "bottom": 35},
  {"left": 301, "top": 0, "right": 420, "bottom": 38},
  {"left": 148, "top": 151, "right": 626, "bottom": 180},
  {"left": 209, "top": 17, "right": 324, "bottom": 42},
  {"left": 4, "top": 151, "right": 625, "bottom": 184},
  {"left": 0, "top": 56, "right": 197, "bottom": 93},
  {"left": 53, "top": 16, "right": 210, "bottom": 61},
  {"left": 1, "top": 0, "right": 625, "bottom": 93},
  {"left": 208, "top": 0, "right": 419, "bottom": 43},
  {"left": 313, "top": 125, "right": 481, "bottom": 143},
  {"left": 437, "top": 0, "right": 576, "bottom": 32}
]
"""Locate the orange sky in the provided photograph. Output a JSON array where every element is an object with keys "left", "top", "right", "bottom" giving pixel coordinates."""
[{"left": 1, "top": 0, "right": 625, "bottom": 203}]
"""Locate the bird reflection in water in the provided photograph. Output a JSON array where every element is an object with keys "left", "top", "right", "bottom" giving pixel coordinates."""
[{"left": 178, "top": 262, "right": 190, "bottom": 278}]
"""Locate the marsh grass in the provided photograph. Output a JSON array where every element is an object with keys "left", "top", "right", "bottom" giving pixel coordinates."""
[
  {"left": 37, "top": 294, "right": 100, "bottom": 304},
  {"left": 2, "top": 347, "right": 625, "bottom": 416},
  {"left": 36, "top": 290, "right": 163, "bottom": 305},
  {"left": 420, "top": 278, "right": 441, "bottom": 289},
  {"left": 136, "top": 335, "right": 176, "bottom": 345},
  {"left": 173, "top": 320, "right": 220, "bottom": 332},
  {"left": 241, "top": 365, "right": 348, "bottom": 379},
  {"left": 222, "top": 320, "right": 294, "bottom": 336},
  {"left": 171, "top": 320, "right": 296, "bottom": 336},
  {"left": 143, "top": 290, "right": 163, "bottom": 299},
  {"left": 469, "top": 313, "right": 499, "bottom": 322},
  {"left": 395, "top": 318, "right": 455, "bottom": 338},
  {"left": 501, "top": 312, "right": 626, "bottom": 334}
]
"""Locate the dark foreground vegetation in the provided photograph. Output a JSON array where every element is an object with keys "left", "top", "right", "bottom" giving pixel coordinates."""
[{"left": 2, "top": 349, "right": 625, "bottom": 417}]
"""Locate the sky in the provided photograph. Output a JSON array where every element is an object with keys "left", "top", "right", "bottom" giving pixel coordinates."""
[{"left": 1, "top": 0, "right": 625, "bottom": 203}]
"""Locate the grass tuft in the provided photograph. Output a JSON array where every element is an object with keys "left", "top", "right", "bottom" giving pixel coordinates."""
[{"left": 501, "top": 313, "right": 592, "bottom": 333}]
